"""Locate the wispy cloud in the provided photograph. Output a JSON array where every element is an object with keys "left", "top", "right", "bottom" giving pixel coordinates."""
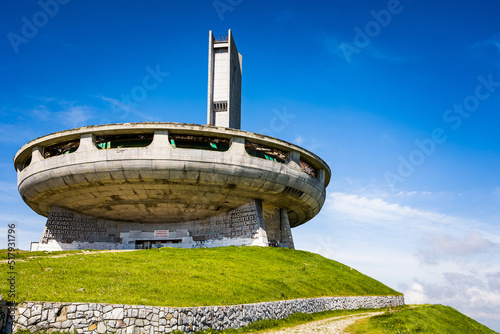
[
  {"left": 418, "top": 231, "right": 499, "bottom": 265},
  {"left": 100, "top": 95, "right": 156, "bottom": 121},
  {"left": 31, "top": 99, "right": 93, "bottom": 127},
  {"left": 294, "top": 135, "right": 304, "bottom": 145},
  {"left": 58, "top": 106, "right": 93, "bottom": 127},
  {"left": 487, "top": 272, "right": 500, "bottom": 293},
  {"left": 100, "top": 96, "right": 131, "bottom": 114},
  {"left": 326, "top": 192, "right": 466, "bottom": 228},
  {"left": 472, "top": 32, "right": 500, "bottom": 66},
  {"left": 0, "top": 124, "right": 35, "bottom": 144},
  {"left": 0, "top": 181, "right": 20, "bottom": 202}
]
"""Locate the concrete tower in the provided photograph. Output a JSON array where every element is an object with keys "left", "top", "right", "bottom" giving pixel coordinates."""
[{"left": 207, "top": 29, "right": 242, "bottom": 129}]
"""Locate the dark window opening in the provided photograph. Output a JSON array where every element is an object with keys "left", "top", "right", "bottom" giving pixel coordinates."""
[
  {"left": 300, "top": 160, "right": 317, "bottom": 178},
  {"left": 245, "top": 141, "right": 286, "bottom": 163},
  {"left": 18, "top": 154, "right": 32, "bottom": 171},
  {"left": 213, "top": 101, "right": 228, "bottom": 112},
  {"left": 95, "top": 133, "right": 153, "bottom": 149},
  {"left": 282, "top": 186, "right": 304, "bottom": 198},
  {"left": 44, "top": 140, "right": 80, "bottom": 158},
  {"left": 169, "top": 134, "right": 230, "bottom": 152},
  {"left": 135, "top": 240, "right": 182, "bottom": 249}
]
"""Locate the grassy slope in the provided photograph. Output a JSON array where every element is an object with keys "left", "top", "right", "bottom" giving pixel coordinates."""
[
  {"left": 0, "top": 246, "right": 400, "bottom": 307},
  {"left": 0, "top": 249, "right": 99, "bottom": 260},
  {"left": 346, "top": 305, "right": 499, "bottom": 334}
]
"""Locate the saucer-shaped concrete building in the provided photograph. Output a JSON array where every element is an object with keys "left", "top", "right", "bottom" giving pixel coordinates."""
[{"left": 15, "top": 30, "right": 331, "bottom": 251}]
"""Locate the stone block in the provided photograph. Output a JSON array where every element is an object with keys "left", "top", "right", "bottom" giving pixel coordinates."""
[
  {"left": 112, "top": 308, "right": 124, "bottom": 320},
  {"left": 17, "top": 315, "right": 27, "bottom": 327},
  {"left": 74, "top": 318, "right": 88, "bottom": 329},
  {"left": 67, "top": 305, "right": 77, "bottom": 313},
  {"left": 47, "top": 309, "right": 55, "bottom": 322},
  {"left": 103, "top": 305, "right": 113, "bottom": 313},
  {"left": 97, "top": 322, "right": 106, "bottom": 334},
  {"left": 77, "top": 304, "right": 89, "bottom": 312},
  {"left": 61, "top": 320, "right": 72, "bottom": 328},
  {"left": 32, "top": 304, "right": 42, "bottom": 317},
  {"left": 28, "top": 315, "right": 41, "bottom": 326}
]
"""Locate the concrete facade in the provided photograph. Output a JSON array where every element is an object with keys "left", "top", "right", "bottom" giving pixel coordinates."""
[
  {"left": 207, "top": 29, "right": 242, "bottom": 129},
  {"left": 31, "top": 200, "right": 283, "bottom": 251}
]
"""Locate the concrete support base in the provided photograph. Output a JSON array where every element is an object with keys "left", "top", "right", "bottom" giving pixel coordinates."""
[{"left": 33, "top": 201, "right": 295, "bottom": 251}]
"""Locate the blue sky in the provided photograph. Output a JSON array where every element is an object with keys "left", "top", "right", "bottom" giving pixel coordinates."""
[{"left": 1, "top": 0, "right": 500, "bottom": 330}]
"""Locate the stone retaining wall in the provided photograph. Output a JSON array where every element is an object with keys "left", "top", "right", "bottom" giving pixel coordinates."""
[{"left": 8, "top": 295, "right": 404, "bottom": 333}]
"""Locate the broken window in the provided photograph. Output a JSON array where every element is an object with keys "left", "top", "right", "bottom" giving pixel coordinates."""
[
  {"left": 43, "top": 140, "right": 80, "bottom": 158},
  {"left": 245, "top": 141, "right": 286, "bottom": 163},
  {"left": 169, "top": 134, "right": 230, "bottom": 151},
  {"left": 300, "top": 159, "right": 317, "bottom": 178},
  {"left": 95, "top": 133, "right": 153, "bottom": 149}
]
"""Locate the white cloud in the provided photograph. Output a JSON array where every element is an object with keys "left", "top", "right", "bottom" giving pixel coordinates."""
[
  {"left": 325, "top": 192, "right": 466, "bottom": 229},
  {"left": 32, "top": 104, "right": 51, "bottom": 121},
  {"left": 0, "top": 124, "right": 35, "bottom": 144},
  {"left": 405, "top": 283, "right": 430, "bottom": 304},
  {"left": 100, "top": 96, "right": 131, "bottom": 113},
  {"left": 294, "top": 135, "right": 304, "bottom": 145},
  {"left": 472, "top": 32, "right": 500, "bottom": 66},
  {"left": 31, "top": 100, "right": 93, "bottom": 127},
  {"left": 0, "top": 181, "right": 20, "bottom": 203},
  {"left": 418, "top": 231, "right": 499, "bottom": 265},
  {"left": 58, "top": 106, "right": 93, "bottom": 127},
  {"left": 407, "top": 276, "right": 500, "bottom": 327},
  {"left": 100, "top": 95, "right": 156, "bottom": 121},
  {"left": 396, "top": 190, "right": 433, "bottom": 197},
  {"left": 474, "top": 32, "right": 500, "bottom": 53},
  {"left": 487, "top": 272, "right": 500, "bottom": 293}
]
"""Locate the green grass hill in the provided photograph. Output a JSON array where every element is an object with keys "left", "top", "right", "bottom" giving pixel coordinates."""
[
  {"left": 347, "top": 304, "right": 499, "bottom": 334},
  {"left": 0, "top": 246, "right": 400, "bottom": 306}
]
